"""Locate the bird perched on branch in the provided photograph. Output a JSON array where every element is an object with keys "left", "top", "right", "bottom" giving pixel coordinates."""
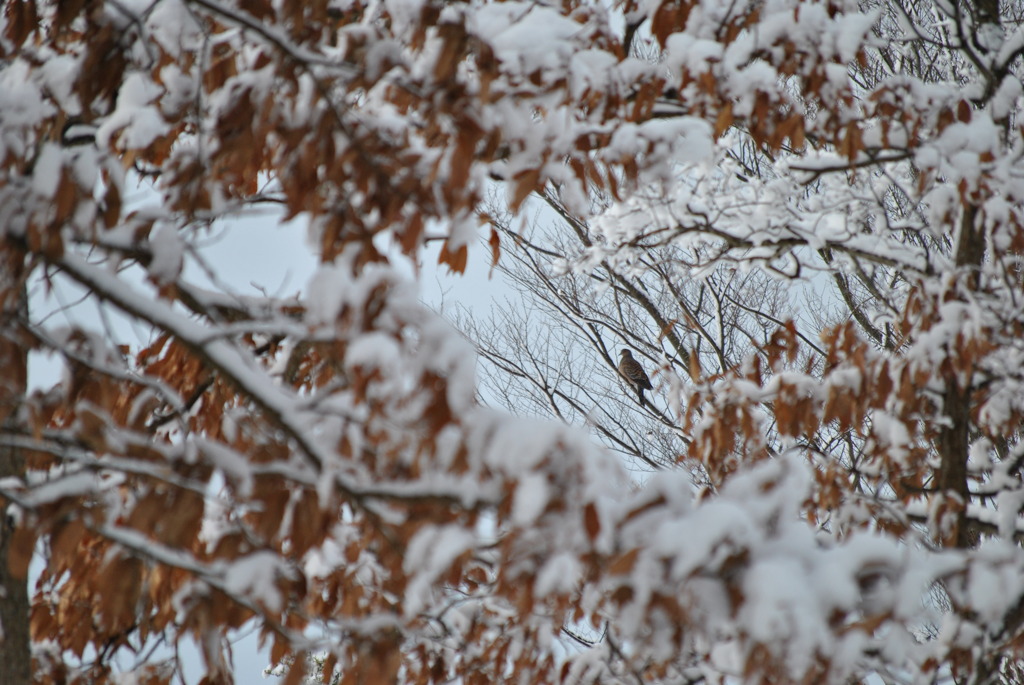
[{"left": 618, "top": 349, "right": 652, "bottom": 406}]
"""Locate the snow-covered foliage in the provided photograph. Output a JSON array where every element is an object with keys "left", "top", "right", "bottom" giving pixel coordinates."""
[{"left": 2, "top": 0, "right": 1024, "bottom": 683}]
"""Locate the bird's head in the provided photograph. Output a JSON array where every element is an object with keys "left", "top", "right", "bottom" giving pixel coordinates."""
[{"left": 620, "top": 349, "right": 632, "bottom": 358}]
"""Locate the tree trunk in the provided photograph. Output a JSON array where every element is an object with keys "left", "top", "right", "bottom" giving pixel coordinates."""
[
  {"left": 0, "top": 240, "right": 31, "bottom": 685},
  {"left": 937, "top": 381, "right": 972, "bottom": 548},
  {"left": 937, "top": 205, "right": 982, "bottom": 549},
  {"left": 0, "top": 442, "right": 30, "bottom": 685}
]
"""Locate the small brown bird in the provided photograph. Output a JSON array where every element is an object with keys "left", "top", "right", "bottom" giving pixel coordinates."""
[{"left": 618, "top": 349, "right": 652, "bottom": 405}]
